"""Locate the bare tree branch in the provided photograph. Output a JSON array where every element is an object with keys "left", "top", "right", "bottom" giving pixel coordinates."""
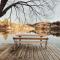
[{"left": 0, "top": 0, "right": 58, "bottom": 23}]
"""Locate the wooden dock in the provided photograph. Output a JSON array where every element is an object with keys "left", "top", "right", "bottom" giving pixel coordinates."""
[{"left": 0, "top": 44, "right": 60, "bottom": 60}]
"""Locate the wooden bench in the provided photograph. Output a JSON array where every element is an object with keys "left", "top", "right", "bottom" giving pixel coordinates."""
[{"left": 13, "top": 34, "right": 48, "bottom": 50}]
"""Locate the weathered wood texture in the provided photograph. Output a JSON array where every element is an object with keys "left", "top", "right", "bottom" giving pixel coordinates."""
[
  {"left": 13, "top": 37, "right": 48, "bottom": 40},
  {"left": 0, "top": 44, "right": 60, "bottom": 60},
  {"left": 13, "top": 36, "right": 48, "bottom": 49}
]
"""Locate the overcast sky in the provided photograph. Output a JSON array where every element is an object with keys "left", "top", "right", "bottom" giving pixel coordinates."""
[
  {"left": 0, "top": 0, "right": 60, "bottom": 24},
  {"left": 52, "top": 3, "right": 60, "bottom": 21}
]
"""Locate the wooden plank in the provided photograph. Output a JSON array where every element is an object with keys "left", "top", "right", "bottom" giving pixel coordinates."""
[
  {"left": 30, "top": 46, "right": 34, "bottom": 60},
  {"left": 23, "top": 46, "right": 30, "bottom": 60},
  {"left": 0, "top": 44, "right": 60, "bottom": 60},
  {"left": 18, "top": 45, "right": 27, "bottom": 60},
  {"left": 40, "top": 47, "right": 50, "bottom": 60},
  {"left": 33, "top": 46, "right": 39, "bottom": 60},
  {"left": 48, "top": 44, "right": 60, "bottom": 56},
  {"left": 45, "top": 40, "right": 48, "bottom": 48},
  {"left": 14, "top": 41, "right": 47, "bottom": 44},
  {"left": 48, "top": 44, "right": 60, "bottom": 60},
  {"left": 4, "top": 45, "right": 24, "bottom": 60},
  {"left": 17, "top": 45, "right": 24, "bottom": 58},
  {"left": 28, "top": 46, "right": 33, "bottom": 60},
  {"left": 27, "top": 45, "right": 34, "bottom": 60},
  {"left": 5, "top": 46, "right": 22, "bottom": 60},
  {"left": 13, "top": 37, "right": 48, "bottom": 40},
  {"left": 47, "top": 45, "right": 59, "bottom": 60},
  {"left": 37, "top": 47, "right": 44, "bottom": 60},
  {"left": 44, "top": 49, "right": 54, "bottom": 60},
  {"left": 0, "top": 45, "right": 12, "bottom": 60},
  {"left": 0, "top": 46, "right": 11, "bottom": 57},
  {"left": 16, "top": 34, "right": 40, "bottom": 36}
]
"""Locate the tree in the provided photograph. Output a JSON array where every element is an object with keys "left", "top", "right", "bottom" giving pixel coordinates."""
[{"left": 0, "top": 0, "right": 58, "bottom": 23}]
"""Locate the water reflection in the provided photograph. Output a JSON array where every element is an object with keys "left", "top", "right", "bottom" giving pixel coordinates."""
[
  {"left": 34, "top": 26, "right": 60, "bottom": 37},
  {"left": 49, "top": 27, "right": 60, "bottom": 37},
  {"left": 50, "top": 31, "right": 60, "bottom": 37},
  {"left": 1, "top": 31, "right": 9, "bottom": 40},
  {"left": 0, "top": 26, "right": 60, "bottom": 48},
  {"left": 0, "top": 26, "right": 60, "bottom": 40}
]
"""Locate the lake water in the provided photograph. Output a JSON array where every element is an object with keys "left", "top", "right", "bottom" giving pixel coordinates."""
[{"left": 0, "top": 32, "right": 60, "bottom": 48}]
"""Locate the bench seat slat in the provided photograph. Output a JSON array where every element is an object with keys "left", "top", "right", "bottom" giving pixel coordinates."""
[
  {"left": 16, "top": 35, "right": 40, "bottom": 36},
  {"left": 13, "top": 37, "right": 48, "bottom": 40}
]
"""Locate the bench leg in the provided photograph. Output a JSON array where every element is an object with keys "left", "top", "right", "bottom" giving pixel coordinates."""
[
  {"left": 19, "top": 36, "right": 21, "bottom": 46},
  {"left": 13, "top": 44, "right": 17, "bottom": 50},
  {"left": 45, "top": 40, "right": 48, "bottom": 49},
  {"left": 13, "top": 39, "right": 18, "bottom": 50},
  {"left": 19, "top": 39, "right": 21, "bottom": 47},
  {"left": 40, "top": 40, "right": 42, "bottom": 47}
]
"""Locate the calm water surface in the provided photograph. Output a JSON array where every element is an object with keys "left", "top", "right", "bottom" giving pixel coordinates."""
[{"left": 0, "top": 32, "right": 60, "bottom": 48}]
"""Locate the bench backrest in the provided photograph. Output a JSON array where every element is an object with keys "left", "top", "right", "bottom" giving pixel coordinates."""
[{"left": 13, "top": 37, "right": 48, "bottom": 40}]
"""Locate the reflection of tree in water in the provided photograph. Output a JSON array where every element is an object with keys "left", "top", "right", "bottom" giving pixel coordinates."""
[
  {"left": 29, "top": 27, "right": 60, "bottom": 37},
  {"left": 50, "top": 28, "right": 60, "bottom": 37},
  {"left": 29, "top": 29, "right": 50, "bottom": 37},
  {"left": 1, "top": 31, "right": 9, "bottom": 40},
  {"left": 49, "top": 21, "right": 60, "bottom": 37},
  {"left": 51, "top": 32, "right": 60, "bottom": 37}
]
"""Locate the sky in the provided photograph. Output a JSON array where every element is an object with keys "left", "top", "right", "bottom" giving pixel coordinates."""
[
  {"left": 0, "top": 0, "right": 60, "bottom": 24},
  {"left": 52, "top": 4, "right": 60, "bottom": 22}
]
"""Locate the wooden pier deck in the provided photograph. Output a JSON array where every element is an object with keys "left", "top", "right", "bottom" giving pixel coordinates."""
[{"left": 0, "top": 44, "right": 60, "bottom": 60}]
